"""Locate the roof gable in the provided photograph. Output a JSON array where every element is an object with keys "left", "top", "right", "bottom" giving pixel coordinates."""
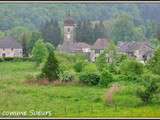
[{"left": 91, "top": 38, "right": 110, "bottom": 49}]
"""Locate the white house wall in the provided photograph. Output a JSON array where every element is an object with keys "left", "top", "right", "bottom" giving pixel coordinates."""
[{"left": 0, "top": 48, "right": 23, "bottom": 57}]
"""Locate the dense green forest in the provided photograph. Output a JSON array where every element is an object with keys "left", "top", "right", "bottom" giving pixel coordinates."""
[
  {"left": 0, "top": 3, "right": 160, "bottom": 30},
  {"left": 0, "top": 3, "right": 160, "bottom": 54}
]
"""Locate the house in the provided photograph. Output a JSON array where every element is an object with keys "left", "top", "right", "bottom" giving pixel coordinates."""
[
  {"left": 0, "top": 37, "right": 23, "bottom": 58},
  {"left": 90, "top": 38, "right": 111, "bottom": 62},
  {"left": 118, "top": 41, "right": 154, "bottom": 63}
]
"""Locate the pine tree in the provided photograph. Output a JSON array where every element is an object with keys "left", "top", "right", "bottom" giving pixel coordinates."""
[{"left": 41, "top": 50, "right": 59, "bottom": 81}]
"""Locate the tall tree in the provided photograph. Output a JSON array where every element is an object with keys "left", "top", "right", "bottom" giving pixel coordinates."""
[
  {"left": 41, "top": 19, "right": 62, "bottom": 47},
  {"left": 94, "top": 21, "right": 107, "bottom": 40},
  {"left": 111, "top": 13, "right": 136, "bottom": 43},
  {"left": 21, "top": 33, "right": 28, "bottom": 57}
]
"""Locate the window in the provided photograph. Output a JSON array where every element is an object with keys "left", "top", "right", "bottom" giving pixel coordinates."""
[
  {"left": 11, "top": 48, "right": 14, "bottom": 51},
  {"left": 67, "top": 28, "right": 70, "bottom": 32},
  {"left": 2, "top": 53, "right": 5, "bottom": 57},
  {"left": 3, "top": 48, "right": 5, "bottom": 51},
  {"left": 95, "top": 49, "right": 100, "bottom": 54}
]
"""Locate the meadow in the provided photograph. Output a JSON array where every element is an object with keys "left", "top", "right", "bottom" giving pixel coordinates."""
[{"left": 0, "top": 61, "right": 160, "bottom": 118}]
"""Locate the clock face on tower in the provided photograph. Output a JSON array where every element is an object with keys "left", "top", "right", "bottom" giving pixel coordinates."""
[{"left": 67, "top": 34, "right": 71, "bottom": 39}]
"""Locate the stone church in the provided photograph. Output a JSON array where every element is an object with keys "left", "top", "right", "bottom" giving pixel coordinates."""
[{"left": 58, "top": 13, "right": 110, "bottom": 61}]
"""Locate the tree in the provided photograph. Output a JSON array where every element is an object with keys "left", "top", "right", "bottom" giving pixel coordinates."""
[
  {"left": 45, "top": 42, "right": 55, "bottom": 53},
  {"left": 111, "top": 13, "right": 136, "bottom": 43},
  {"left": 75, "top": 20, "right": 95, "bottom": 44},
  {"left": 28, "top": 31, "right": 42, "bottom": 54},
  {"left": 21, "top": 33, "right": 28, "bottom": 57},
  {"left": 94, "top": 21, "right": 107, "bottom": 40},
  {"left": 41, "top": 50, "right": 59, "bottom": 81},
  {"left": 145, "top": 20, "right": 158, "bottom": 39},
  {"left": 31, "top": 39, "right": 48, "bottom": 66},
  {"left": 147, "top": 47, "right": 160, "bottom": 75},
  {"left": 7, "top": 26, "right": 32, "bottom": 56},
  {"left": 96, "top": 52, "right": 108, "bottom": 72},
  {"left": 0, "top": 31, "right": 5, "bottom": 39},
  {"left": 41, "top": 19, "right": 62, "bottom": 47}
]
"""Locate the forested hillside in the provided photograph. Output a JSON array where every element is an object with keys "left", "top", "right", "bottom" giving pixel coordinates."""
[
  {"left": 0, "top": 3, "right": 160, "bottom": 30},
  {"left": 0, "top": 3, "right": 160, "bottom": 54}
]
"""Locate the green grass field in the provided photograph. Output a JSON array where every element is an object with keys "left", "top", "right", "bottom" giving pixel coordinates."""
[{"left": 0, "top": 61, "right": 160, "bottom": 118}]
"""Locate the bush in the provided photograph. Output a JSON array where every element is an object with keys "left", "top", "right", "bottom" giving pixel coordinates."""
[
  {"left": 114, "top": 74, "right": 129, "bottom": 82},
  {"left": 136, "top": 80, "right": 159, "bottom": 104},
  {"left": 83, "top": 63, "right": 98, "bottom": 73},
  {"left": 0, "top": 57, "right": 32, "bottom": 62},
  {"left": 73, "top": 60, "right": 86, "bottom": 73},
  {"left": 79, "top": 72, "right": 100, "bottom": 86},
  {"left": 120, "top": 59, "right": 144, "bottom": 76},
  {"left": 58, "top": 70, "right": 77, "bottom": 83},
  {"left": 0, "top": 58, "right": 4, "bottom": 62},
  {"left": 99, "top": 69, "right": 114, "bottom": 87},
  {"left": 41, "top": 51, "right": 59, "bottom": 81}
]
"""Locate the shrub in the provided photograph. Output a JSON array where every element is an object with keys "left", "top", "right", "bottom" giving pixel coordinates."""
[
  {"left": 83, "top": 63, "right": 98, "bottom": 73},
  {"left": 73, "top": 60, "right": 86, "bottom": 73},
  {"left": 0, "top": 58, "right": 4, "bottom": 62},
  {"left": 136, "top": 80, "right": 159, "bottom": 104},
  {"left": 41, "top": 51, "right": 59, "bottom": 81},
  {"left": 0, "top": 57, "right": 33, "bottom": 62},
  {"left": 120, "top": 59, "right": 144, "bottom": 76},
  {"left": 99, "top": 69, "right": 114, "bottom": 87},
  {"left": 114, "top": 74, "right": 129, "bottom": 82},
  {"left": 147, "top": 47, "right": 160, "bottom": 75},
  {"left": 31, "top": 39, "right": 48, "bottom": 66},
  {"left": 79, "top": 72, "right": 100, "bottom": 86},
  {"left": 58, "top": 70, "right": 77, "bottom": 83}
]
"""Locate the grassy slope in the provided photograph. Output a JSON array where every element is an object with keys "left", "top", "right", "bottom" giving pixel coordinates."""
[{"left": 0, "top": 62, "right": 160, "bottom": 118}]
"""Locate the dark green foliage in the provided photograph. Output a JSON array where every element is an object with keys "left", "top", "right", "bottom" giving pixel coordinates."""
[
  {"left": 94, "top": 21, "right": 107, "bottom": 40},
  {"left": 99, "top": 69, "right": 114, "bottom": 87},
  {"left": 21, "top": 33, "right": 28, "bottom": 57},
  {"left": 79, "top": 72, "right": 100, "bottom": 86},
  {"left": 41, "top": 51, "right": 59, "bottom": 81},
  {"left": 136, "top": 80, "right": 159, "bottom": 104},
  {"left": 0, "top": 57, "right": 32, "bottom": 62},
  {"left": 73, "top": 61, "right": 85, "bottom": 73},
  {"left": 76, "top": 20, "right": 95, "bottom": 44},
  {"left": 41, "top": 19, "right": 62, "bottom": 47}
]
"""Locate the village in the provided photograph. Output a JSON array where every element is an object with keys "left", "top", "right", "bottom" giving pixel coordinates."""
[
  {"left": 0, "top": 14, "right": 154, "bottom": 64},
  {"left": 0, "top": 4, "right": 160, "bottom": 118}
]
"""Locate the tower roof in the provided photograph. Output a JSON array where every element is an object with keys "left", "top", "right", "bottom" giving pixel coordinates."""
[{"left": 64, "top": 13, "right": 75, "bottom": 26}]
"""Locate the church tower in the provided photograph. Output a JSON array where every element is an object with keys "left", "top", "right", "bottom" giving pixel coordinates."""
[{"left": 64, "top": 11, "right": 75, "bottom": 43}]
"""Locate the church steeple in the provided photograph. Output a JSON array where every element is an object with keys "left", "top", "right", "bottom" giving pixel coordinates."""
[{"left": 64, "top": 11, "right": 75, "bottom": 43}]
